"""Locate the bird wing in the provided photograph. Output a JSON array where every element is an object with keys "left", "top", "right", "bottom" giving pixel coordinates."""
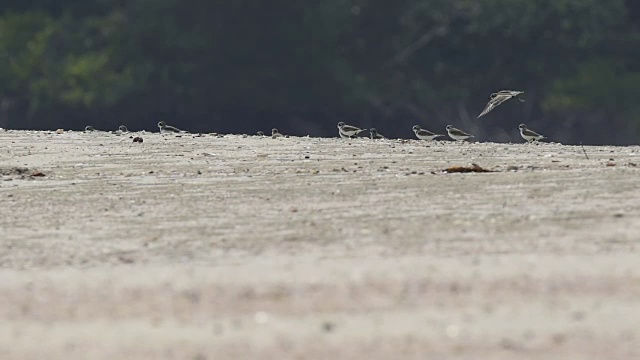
[
  {"left": 449, "top": 127, "right": 472, "bottom": 137},
  {"left": 417, "top": 129, "right": 437, "bottom": 136},
  {"left": 504, "top": 90, "right": 525, "bottom": 102},
  {"left": 477, "top": 93, "right": 513, "bottom": 118},
  {"left": 498, "top": 90, "right": 523, "bottom": 96},
  {"left": 522, "top": 128, "right": 543, "bottom": 137},
  {"left": 341, "top": 124, "right": 363, "bottom": 132},
  {"left": 165, "top": 125, "right": 183, "bottom": 132}
]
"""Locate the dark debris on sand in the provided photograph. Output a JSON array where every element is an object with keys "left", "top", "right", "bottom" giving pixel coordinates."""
[
  {"left": 443, "top": 163, "right": 494, "bottom": 173},
  {"left": 0, "top": 167, "right": 46, "bottom": 179}
]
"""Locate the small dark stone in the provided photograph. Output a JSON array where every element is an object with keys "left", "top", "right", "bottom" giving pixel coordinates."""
[
  {"left": 322, "top": 321, "right": 335, "bottom": 332},
  {"left": 133, "top": 137, "right": 143, "bottom": 143}
]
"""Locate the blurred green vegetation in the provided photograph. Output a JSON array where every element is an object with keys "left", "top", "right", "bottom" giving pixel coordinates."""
[{"left": 1, "top": 0, "right": 639, "bottom": 144}]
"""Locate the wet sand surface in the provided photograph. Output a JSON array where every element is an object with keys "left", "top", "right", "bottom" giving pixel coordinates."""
[{"left": 1, "top": 130, "right": 639, "bottom": 359}]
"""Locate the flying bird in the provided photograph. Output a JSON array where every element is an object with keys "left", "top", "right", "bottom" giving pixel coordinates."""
[{"left": 477, "top": 90, "right": 524, "bottom": 118}]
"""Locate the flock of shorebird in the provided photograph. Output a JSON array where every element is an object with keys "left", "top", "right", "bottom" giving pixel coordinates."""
[
  {"left": 84, "top": 90, "right": 547, "bottom": 143},
  {"left": 336, "top": 90, "right": 545, "bottom": 143}
]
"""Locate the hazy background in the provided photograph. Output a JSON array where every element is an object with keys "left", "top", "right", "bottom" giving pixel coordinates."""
[{"left": 1, "top": 0, "right": 639, "bottom": 144}]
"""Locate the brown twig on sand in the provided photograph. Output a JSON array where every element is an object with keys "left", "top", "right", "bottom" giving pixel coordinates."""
[
  {"left": 444, "top": 163, "right": 493, "bottom": 173},
  {"left": 580, "top": 142, "right": 589, "bottom": 160}
]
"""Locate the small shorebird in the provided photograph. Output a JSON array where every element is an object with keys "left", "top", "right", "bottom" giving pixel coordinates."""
[
  {"left": 518, "top": 123, "right": 546, "bottom": 142},
  {"left": 337, "top": 122, "right": 367, "bottom": 138},
  {"left": 257, "top": 131, "right": 265, "bottom": 136},
  {"left": 157, "top": 121, "right": 183, "bottom": 134},
  {"left": 446, "top": 125, "right": 475, "bottom": 141},
  {"left": 84, "top": 126, "right": 96, "bottom": 132},
  {"left": 112, "top": 125, "right": 128, "bottom": 135},
  {"left": 412, "top": 125, "right": 444, "bottom": 141},
  {"left": 369, "top": 128, "right": 386, "bottom": 139},
  {"left": 477, "top": 90, "right": 525, "bottom": 118},
  {"left": 271, "top": 128, "right": 283, "bottom": 138}
]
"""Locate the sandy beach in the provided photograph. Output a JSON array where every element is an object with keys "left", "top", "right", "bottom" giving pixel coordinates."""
[{"left": 0, "top": 130, "right": 639, "bottom": 359}]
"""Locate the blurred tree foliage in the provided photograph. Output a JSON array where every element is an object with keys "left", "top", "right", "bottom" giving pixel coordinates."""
[{"left": 1, "top": 0, "right": 639, "bottom": 143}]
